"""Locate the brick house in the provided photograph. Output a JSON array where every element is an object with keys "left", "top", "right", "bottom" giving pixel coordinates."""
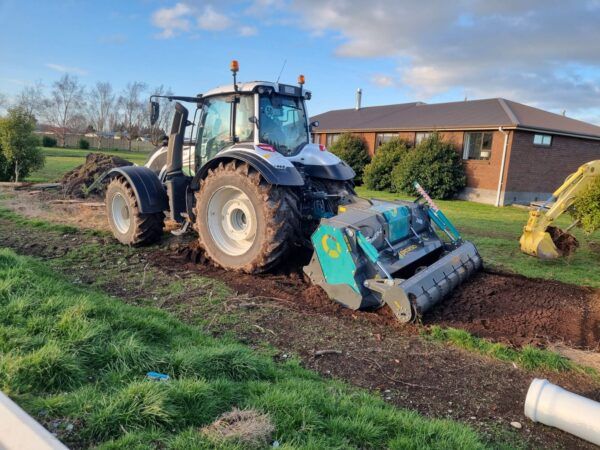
[{"left": 311, "top": 98, "right": 600, "bottom": 205}]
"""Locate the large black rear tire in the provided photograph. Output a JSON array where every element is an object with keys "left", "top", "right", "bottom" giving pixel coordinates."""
[
  {"left": 195, "top": 161, "right": 301, "bottom": 273},
  {"left": 105, "top": 177, "right": 165, "bottom": 246}
]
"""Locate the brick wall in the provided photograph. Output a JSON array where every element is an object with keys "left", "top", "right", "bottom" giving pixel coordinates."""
[
  {"left": 316, "top": 129, "right": 509, "bottom": 192},
  {"left": 505, "top": 131, "right": 600, "bottom": 194}
]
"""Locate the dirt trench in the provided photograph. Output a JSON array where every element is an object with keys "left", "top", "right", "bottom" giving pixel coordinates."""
[{"left": 174, "top": 243, "right": 600, "bottom": 352}]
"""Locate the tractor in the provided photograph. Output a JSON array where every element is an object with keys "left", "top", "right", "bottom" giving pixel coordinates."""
[{"left": 104, "top": 61, "right": 481, "bottom": 322}]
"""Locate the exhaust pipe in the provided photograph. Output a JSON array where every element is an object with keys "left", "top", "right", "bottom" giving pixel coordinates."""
[
  {"left": 165, "top": 102, "right": 189, "bottom": 222},
  {"left": 525, "top": 378, "right": 600, "bottom": 446}
]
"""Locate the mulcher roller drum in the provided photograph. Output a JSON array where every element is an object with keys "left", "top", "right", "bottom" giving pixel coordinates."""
[{"left": 303, "top": 183, "right": 482, "bottom": 322}]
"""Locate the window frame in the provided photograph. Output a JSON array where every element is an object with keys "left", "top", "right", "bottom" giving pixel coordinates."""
[
  {"left": 326, "top": 133, "right": 340, "bottom": 147},
  {"left": 533, "top": 133, "right": 552, "bottom": 147},
  {"left": 463, "top": 131, "right": 494, "bottom": 161},
  {"left": 415, "top": 131, "right": 433, "bottom": 145},
  {"left": 375, "top": 132, "right": 399, "bottom": 150}
]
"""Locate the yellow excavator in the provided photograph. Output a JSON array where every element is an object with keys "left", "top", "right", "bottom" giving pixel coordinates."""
[{"left": 520, "top": 160, "right": 599, "bottom": 259}]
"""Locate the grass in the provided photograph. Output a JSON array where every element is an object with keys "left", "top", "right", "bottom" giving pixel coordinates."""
[
  {"left": 356, "top": 186, "right": 600, "bottom": 287},
  {"left": 26, "top": 147, "right": 151, "bottom": 183},
  {"left": 426, "top": 326, "right": 599, "bottom": 379},
  {"left": 0, "top": 248, "right": 492, "bottom": 449},
  {"left": 0, "top": 206, "right": 79, "bottom": 234}
]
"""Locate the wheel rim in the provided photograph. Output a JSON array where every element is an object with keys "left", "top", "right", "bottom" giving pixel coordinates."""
[
  {"left": 207, "top": 186, "right": 257, "bottom": 256},
  {"left": 111, "top": 192, "right": 131, "bottom": 234}
]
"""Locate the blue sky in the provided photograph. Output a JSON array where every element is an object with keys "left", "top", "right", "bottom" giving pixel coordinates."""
[{"left": 1, "top": 0, "right": 600, "bottom": 122}]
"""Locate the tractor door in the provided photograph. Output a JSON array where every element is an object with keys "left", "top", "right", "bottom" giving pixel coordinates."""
[{"left": 195, "top": 94, "right": 255, "bottom": 169}]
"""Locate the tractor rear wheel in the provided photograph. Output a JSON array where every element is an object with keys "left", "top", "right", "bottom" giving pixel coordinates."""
[
  {"left": 105, "top": 177, "right": 165, "bottom": 246},
  {"left": 195, "top": 161, "right": 300, "bottom": 273}
]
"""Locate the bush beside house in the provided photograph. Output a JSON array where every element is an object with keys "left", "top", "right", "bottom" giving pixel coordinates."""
[
  {"left": 571, "top": 178, "right": 600, "bottom": 233},
  {"left": 328, "top": 133, "right": 370, "bottom": 184},
  {"left": 363, "top": 139, "right": 409, "bottom": 191},
  {"left": 392, "top": 134, "right": 466, "bottom": 199}
]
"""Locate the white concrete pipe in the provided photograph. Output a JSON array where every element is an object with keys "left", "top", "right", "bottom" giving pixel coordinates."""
[{"left": 524, "top": 378, "right": 600, "bottom": 446}]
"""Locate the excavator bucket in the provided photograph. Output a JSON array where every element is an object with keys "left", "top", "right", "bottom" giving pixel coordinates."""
[
  {"left": 303, "top": 183, "right": 482, "bottom": 323},
  {"left": 519, "top": 211, "right": 562, "bottom": 259}
]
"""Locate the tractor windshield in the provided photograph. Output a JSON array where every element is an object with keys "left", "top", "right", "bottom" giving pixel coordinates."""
[{"left": 259, "top": 94, "right": 309, "bottom": 156}]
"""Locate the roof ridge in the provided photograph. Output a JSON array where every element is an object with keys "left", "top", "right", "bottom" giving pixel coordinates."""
[{"left": 497, "top": 98, "right": 519, "bottom": 126}]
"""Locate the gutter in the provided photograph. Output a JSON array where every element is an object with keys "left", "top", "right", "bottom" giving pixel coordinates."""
[{"left": 495, "top": 127, "right": 509, "bottom": 207}]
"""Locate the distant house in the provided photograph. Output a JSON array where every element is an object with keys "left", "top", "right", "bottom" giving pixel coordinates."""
[{"left": 311, "top": 98, "right": 600, "bottom": 205}]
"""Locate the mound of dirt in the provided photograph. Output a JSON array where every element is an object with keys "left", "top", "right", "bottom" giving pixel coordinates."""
[
  {"left": 547, "top": 225, "right": 580, "bottom": 256},
  {"left": 200, "top": 408, "right": 274, "bottom": 448},
  {"left": 61, "top": 153, "right": 133, "bottom": 198},
  {"left": 426, "top": 271, "right": 600, "bottom": 349}
]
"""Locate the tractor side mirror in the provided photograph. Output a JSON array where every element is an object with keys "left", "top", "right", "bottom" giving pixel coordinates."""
[
  {"left": 249, "top": 116, "right": 259, "bottom": 127},
  {"left": 149, "top": 100, "right": 160, "bottom": 126},
  {"left": 310, "top": 120, "right": 319, "bottom": 128}
]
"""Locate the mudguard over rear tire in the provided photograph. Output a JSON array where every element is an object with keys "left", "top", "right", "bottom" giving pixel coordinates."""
[{"left": 106, "top": 177, "right": 165, "bottom": 246}]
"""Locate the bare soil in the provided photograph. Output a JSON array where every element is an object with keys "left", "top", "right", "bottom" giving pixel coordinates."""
[{"left": 1, "top": 187, "right": 600, "bottom": 448}]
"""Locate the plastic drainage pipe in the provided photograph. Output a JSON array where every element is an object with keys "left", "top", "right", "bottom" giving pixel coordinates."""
[{"left": 525, "top": 378, "right": 600, "bottom": 446}]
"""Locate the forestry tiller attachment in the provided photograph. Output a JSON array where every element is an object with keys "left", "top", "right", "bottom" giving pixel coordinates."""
[{"left": 304, "top": 183, "right": 482, "bottom": 323}]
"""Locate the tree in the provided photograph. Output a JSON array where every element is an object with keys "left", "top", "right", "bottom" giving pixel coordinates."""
[
  {"left": 571, "top": 178, "right": 600, "bottom": 233},
  {"left": 328, "top": 133, "right": 371, "bottom": 184},
  {"left": 146, "top": 85, "right": 174, "bottom": 146},
  {"left": 0, "top": 107, "right": 44, "bottom": 182},
  {"left": 15, "top": 81, "right": 44, "bottom": 118},
  {"left": 118, "top": 81, "right": 146, "bottom": 151},
  {"left": 0, "top": 92, "right": 7, "bottom": 110},
  {"left": 87, "top": 81, "right": 116, "bottom": 143},
  {"left": 42, "top": 74, "right": 85, "bottom": 147}
]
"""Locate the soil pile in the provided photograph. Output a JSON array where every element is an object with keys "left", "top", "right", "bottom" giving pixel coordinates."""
[
  {"left": 427, "top": 271, "right": 600, "bottom": 349},
  {"left": 547, "top": 225, "right": 580, "bottom": 256},
  {"left": 61, "top": 153, "right": 133, "bottom": 198}
]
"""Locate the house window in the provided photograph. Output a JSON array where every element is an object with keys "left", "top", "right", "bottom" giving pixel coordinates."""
[
  {"left": 533, "top": 134, "right": 552, "bottom": 146},
  {"left": 415, "top": 132, "right": 433, "bottom": 145},
  {"left": 326, "top": 133, "right": 340, "bottom": 146},
  {"left": 375, "top": 133, "right": 399, "bottom": 149},
  {"left": 463, "top": 132, "right": 493, "bottom": 160}
]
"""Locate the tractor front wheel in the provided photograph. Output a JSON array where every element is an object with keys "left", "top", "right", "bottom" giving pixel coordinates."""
[
  {"left": 195, "top": 161, "right": 300, "bottom": 273},
  {"left": 105, "top": 177, "right": 165, "bottom": 246}
]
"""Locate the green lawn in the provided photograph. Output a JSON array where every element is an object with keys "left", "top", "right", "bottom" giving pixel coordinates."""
[
  {"left": 26, "top": 147, "right": 152, "bottom": 183},
  {"left": 0, "top": 248, "right": 489, "bottom": 449},
  {"left": 356, "top": 187, "right": 600, "bottom": 287}
]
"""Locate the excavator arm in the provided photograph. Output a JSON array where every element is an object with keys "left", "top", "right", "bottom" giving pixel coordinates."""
[{"left": 520, "top": 160, "right": 600, "bottom": 259}]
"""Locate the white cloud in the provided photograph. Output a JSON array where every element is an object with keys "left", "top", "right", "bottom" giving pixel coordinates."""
[
  {"left": 151, "top": 2, "right": 192, "bottom": 38},
  {"left": 46, "top": 63, "right": 88, "bottom": 76},
  {"left": 371, "top": 74, "right": 395, "bottom": 87},
  {"left": 291, "top": 0, "right": 600, "bottom": 119},
  {"left": 239, "top": 25, "right": 258, "bottom": 36},
  {"left": 197, "top": 5, "right": 232, "bottom": 31}
]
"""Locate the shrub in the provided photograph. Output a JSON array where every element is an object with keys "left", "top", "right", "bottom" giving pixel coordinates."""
[
  {"left": 570, "top": 178, "right": 600, "bottom": 233},
  {"left": 328, "top": 133, "right": 370, "bottom": 184},
  {"left": 79, "top": 138, "right": 90, "bottom": 150},
  {"left": 392, "top": 133, "right": 466, "bottom": 199},
  {"left": 42, "top": 135, "right": 57, "bottom": 147},
  {"left": 363, "top": 139, "right": 409, "bottom": 191},
  {"left": 0, "top": 107, "right": 44, "bottom": 182}
]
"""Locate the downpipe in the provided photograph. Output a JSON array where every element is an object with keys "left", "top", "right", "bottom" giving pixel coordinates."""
[
  {"left": 525, "top": 378, "right": 600, "bottom": 445},
  {"left": 495, "top": 127, "right": 509, "bottom": 207}
]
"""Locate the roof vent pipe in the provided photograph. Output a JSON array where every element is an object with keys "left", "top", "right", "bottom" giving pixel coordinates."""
[{"left": 355, "top": 88, "right": 362, "bottom": 110}]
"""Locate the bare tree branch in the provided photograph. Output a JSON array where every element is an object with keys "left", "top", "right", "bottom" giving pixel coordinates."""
[
  {"left": 15, "top": 81, "right": 44, "bottom": 119},
  {"left": 41, "top": 74, "right": 86, "bottom": 147},
  {"left": 118, "top": 81, "right": 146, "bottom": 151}
]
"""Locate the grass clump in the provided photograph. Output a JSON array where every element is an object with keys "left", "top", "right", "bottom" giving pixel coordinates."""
[
  {"left": 426, "top": 326, "right": 596, "bottom": 376},
  {"left": 0, "top": 248, "right": 490, "bottom": 448}
]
